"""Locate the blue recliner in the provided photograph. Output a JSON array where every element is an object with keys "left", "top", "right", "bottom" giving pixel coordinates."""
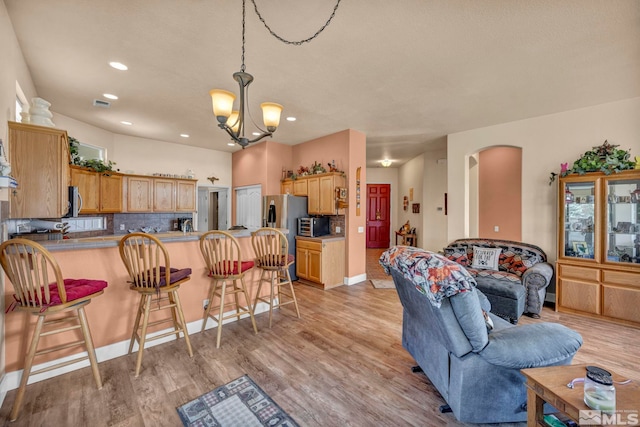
[{"left": 380, "top": 246, "right": 583, "bottom": 424}]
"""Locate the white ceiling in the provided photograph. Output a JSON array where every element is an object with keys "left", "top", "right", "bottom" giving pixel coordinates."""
[{"left": 5, "top": 0, "right": 640, "bottom": 167}]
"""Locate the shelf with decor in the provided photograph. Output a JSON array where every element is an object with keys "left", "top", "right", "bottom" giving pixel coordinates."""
[{"left": 556, "top": 169, "right": 640, "bottom": 328}]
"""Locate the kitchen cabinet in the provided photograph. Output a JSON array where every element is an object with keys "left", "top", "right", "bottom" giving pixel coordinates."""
[
  {"left": 556, "top": 170, "right": 640, "bottom": 328},
  {"left": 99, "top": 173, "right": 123, "bottom": 212},
  {"left": 176, "top": 180, "right": 196, "bottom": 211},
  {"left": 70, "top": 166, "right": 123, "bottom": 213},
  {"left": 281, "top": 172, "right": 345, "bottom": 214},
  {"left": 124, "top": 175, "right": 196, "bottom": 213},
  {"left": 126, "top": 176, "right": 153, "bottom": 212},
  {"left": 153, "top": 178, "right": 176, "bottom": 212},
  {"left": 70, "top": 166, "right": 100, "bottom": 214},
  {"left": 296, "top": 237, "right": 345, "bottom": 289},
  {"left": 8, "top": 122, "right": 70, "bottom": 218}
]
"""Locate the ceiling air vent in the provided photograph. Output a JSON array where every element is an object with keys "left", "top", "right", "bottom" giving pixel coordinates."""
[{"left": 93, "top": 99, "right": 111, "bottom": 108}]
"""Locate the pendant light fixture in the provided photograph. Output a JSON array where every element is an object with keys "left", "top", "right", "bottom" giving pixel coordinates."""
[{"left": 210, "top": 0, "right": 283, "bottom": 149}]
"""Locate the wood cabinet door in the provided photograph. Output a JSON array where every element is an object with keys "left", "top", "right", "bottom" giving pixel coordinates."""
[
  {"left": 153, "top": 179, "right": 176, "bottom": 212},
  {"left": 127, "top": 176, "right": 153, "bottom": 212},
  {"left": 293, "top": 179, "right": 308, "bottom": 196},
  {"left": 9, "top": 123, "right": 70, "bottom": 218},
  {"left": 318, "top": 175, "right": 336, "bottom": 214},
  {"left": 70, "top": 167, "right": 99, "bottom": 214},
  {"left": 100, "top": 173, "right": 123, "bottom": 212},
  {"left": 308, "top": 249, "right": 322, "bottom": 283},
  {"left": 176, "top": 180, "right": 196, "bottom": 211},
  {"left": 281, "top": 181, "right": 293, "bottom": 195},
  {"left": 307, "top": 177, "right": 320, "bottom": 214},
  {"left": 296, "top": 247, "right": 308, "bottom": 279}
]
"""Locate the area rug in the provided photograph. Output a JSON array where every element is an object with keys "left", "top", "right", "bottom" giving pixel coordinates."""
[
  {"left": 370, "top": 279, "right": 395, "bottom": 289},
  {"left": 177, "top": 375, "right": 299, "bottom": 427}
]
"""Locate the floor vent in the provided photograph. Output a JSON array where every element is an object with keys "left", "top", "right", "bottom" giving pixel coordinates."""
[{"left": 93, "top": 99, "right": 111, "bottom": 108}]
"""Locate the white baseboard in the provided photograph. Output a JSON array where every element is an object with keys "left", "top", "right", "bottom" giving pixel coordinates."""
[
  {"left": 344, "top": 273, "right": 367, "bottom": 286},
  {"left": 0, "top": 301, "right": 271, "bottom": 406}
]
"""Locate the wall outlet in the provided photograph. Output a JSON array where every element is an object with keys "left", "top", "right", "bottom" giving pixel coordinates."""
[
  {"left": 336, "top": 226, "right": 341, "bottom": 233},
  {"left": 358, "top": 226, "right": 364, "bottom": 233},
  {"left": 494, "top": 226, "right": 499, "bottom": 232},
  {"left": 203, "top": 299, "right": 209, "bottom": 310},
  {"left": 120, "top": 224, "right": 125, "bottom": 230}
]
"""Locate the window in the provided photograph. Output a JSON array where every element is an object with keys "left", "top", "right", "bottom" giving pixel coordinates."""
[{"left": 235, "top": 185, "right": 261, "bottom": 230}]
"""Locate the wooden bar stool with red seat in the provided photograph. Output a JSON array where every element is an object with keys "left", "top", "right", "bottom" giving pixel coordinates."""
[
  {"left": 199, "top": 230, "right": 258, "bottom": 348},
  {"left": 0, "top": 238, "right": 107, "bottom": 421},
  {"left": 118, "top": 233, "right": 193, "bottom": 377},
  {"left": 251, "top": 228, "right": 301, "bottom": 328}
]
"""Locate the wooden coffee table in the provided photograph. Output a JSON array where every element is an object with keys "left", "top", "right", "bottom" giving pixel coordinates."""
[{"left": 521, "top": 364, "right": 639, "bottom": 427}]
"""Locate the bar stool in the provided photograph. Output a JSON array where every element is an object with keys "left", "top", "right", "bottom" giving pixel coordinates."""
[
  {"left": 118, "top": 233, "right": 193, "bottom": 376},
  {"left": 199, "top": 231, "right": 258, "bottom": 348},
  {"left": 251, "top": 228, "right": 300, "bottom": 328},
  {"left": 0, "top": 238, "right": 107, "bottom": 421}
]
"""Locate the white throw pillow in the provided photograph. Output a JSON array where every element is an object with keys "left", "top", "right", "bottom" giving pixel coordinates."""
[{"left": 471, "top": 246, "right": 502, "bottom": 271}]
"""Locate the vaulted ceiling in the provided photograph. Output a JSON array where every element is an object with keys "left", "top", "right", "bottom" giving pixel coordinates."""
[{"left": 5, "top": 0, "right": 640, "bottom": 167}]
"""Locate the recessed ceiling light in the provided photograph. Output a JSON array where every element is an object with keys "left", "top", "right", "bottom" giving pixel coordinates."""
[
  {"left": 286, "top": 117, "right": 296, "bottom": 121},
  {"left": 103, "top": 93, "right": 118, "bottom": 100},
  {"left": 180, "top": 134, "right": 189, "bottom": 138},
  {"left": 120, "top": 121, "right": 132, "bottom": 125},
  {"left": 109, "top": 61, "right": 128, "bottom": 71},
  {"left": 227, "top": 142, "right": 236, "bottom": 146}
]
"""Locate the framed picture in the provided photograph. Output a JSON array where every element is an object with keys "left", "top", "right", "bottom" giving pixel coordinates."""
[
  {"left": 412, "top": 203, "right": 420, "bottom": 213},
  {"left": 572, "top": 241, "right": 589, "bottom": 256}
]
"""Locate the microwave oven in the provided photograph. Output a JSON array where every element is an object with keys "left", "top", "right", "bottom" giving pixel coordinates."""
[
  {"left": 298, "top": 217, "right": 330, "bottom": 237},
  {"left": 64, "top": 186, "right": 81, "bottom": 217}
]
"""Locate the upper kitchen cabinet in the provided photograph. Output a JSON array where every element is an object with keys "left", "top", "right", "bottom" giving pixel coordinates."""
[
  {"left": 123, "top": 175, "right": 196, "bottom": 213},
  {"left": 70, "top": 166, "right": 123, "bottom": 213},
  {"left": 8, "top": 122, "right": 70, "bottom": 218},
  {"left": 281, "top": 172, "right": 345, "bottom": 214},
  {"left": 176, "top": 180, "right": 196, "bottom": 211}
]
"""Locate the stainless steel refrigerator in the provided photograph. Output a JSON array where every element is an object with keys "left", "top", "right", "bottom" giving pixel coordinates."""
[{"left": 262, "top": 194, "right": 308, "bottom": 280}]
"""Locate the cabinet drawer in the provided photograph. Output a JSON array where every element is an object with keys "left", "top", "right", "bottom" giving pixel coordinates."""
[
  {"left": 603, "top": 270, "right": 640, "bottom": 288},
  {"left": 558, "top": 279, "right": 600, "bottom": 314},
  {"left": 603, "top": 285, "right": 640, "bottom": 323},
  {"left": 297, "top": 240, "right": 322, "bottom": 251},
  {"left": 558, "top": 264, "right": 599, "bottom": 282}
]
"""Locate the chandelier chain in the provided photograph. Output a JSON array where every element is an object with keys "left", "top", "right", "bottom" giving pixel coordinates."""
[{"left": 250, "top": 0, "right": 342, "bottom": 46}]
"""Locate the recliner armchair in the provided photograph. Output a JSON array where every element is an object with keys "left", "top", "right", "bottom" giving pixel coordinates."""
[{"left": 380, "top": 246, "right": 583, "bottom": 424}]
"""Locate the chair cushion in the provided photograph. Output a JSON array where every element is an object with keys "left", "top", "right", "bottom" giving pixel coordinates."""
[
  {"left": 16, "top": 279, "right": 108, "bottom": 307},
  {"left": 255, "top": 254, "right": 294, "bottom": 267},
  {"left": 209, "top": 261, "right": 255, "bottom": 276},
  {"left": 133, "top": 267, "right": 192, "bottom": 288}
]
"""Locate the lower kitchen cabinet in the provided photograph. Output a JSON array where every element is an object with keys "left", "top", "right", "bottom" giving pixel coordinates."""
[{"left": 296, "top": 237, "right": 345, "bottom": 289}]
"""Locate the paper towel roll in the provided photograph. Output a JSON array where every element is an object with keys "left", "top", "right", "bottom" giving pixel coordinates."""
[{"left": 30, "top": 220, "right": 64, "bottom": 231}]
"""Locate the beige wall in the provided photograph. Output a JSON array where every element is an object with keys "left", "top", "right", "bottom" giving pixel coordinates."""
[
  {"left": 422, "top": 149, "right": 449, "bottom": 251},
  {"left": 448, "top": 97, "right": 640, "bottom": 261},
  {"left": 478, "top": 146, "right": 522, "bottom": 240},
  {"left": 398, "top": 154, "right": 425, "bottom": 247}
]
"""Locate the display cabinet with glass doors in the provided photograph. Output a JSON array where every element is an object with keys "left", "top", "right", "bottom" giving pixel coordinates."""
[{"left": 556, "top": 170, "right": 640, "bottom": 328}]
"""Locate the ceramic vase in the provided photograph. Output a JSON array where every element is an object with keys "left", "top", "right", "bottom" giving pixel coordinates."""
[{"left": 29, "top": 97, "right": 55, "bottom": 127}]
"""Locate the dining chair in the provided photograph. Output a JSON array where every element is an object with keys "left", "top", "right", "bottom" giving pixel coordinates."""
[
  {"left": 118, "top": 233, "right": 193, "bottom": 376},
  {"left": 199, "top": 231, "right": 258, "bottom": 347},
  {"left": 0, "top": 238, "right": 107, "bottom": 421},
  {"left": 251, "top": 228, "right": 300, "bottom": 328}
]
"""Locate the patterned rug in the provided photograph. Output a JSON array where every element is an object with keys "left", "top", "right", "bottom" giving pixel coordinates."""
[
  {"left": 177, "top": 375, "right": 299, "bottom": 427},
  {"left": 370, "top": 279, "right": 395, "bottom": 289}
]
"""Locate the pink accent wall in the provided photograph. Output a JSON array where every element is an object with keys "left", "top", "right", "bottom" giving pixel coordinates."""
[
  {"left": 231, "top": 129, "right": 367, "bottom": 282},
  {"left": 2, "top": 237, "right": 269, "bottom": 373},
  {"left": 478, "top": 146, "right": 522, "bottom": 240}
]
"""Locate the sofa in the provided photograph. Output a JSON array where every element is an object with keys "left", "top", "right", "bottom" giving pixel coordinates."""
[
  {"left": 380, "top": 246, "right": 583, "bottom": 424},
  {"left": 443, "top": 238, "right": 553, "bottom": 323}
]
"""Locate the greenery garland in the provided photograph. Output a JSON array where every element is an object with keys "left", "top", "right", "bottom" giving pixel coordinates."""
[
  {"left": 549, "top": 140, "right": 635, "bottom": 185},
  {"left": 68, "top": 136, "right": 116, "bottom": 173}
]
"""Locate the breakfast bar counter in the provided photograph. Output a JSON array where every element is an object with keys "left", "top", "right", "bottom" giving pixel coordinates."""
[{"left": 2, "top": 230, "right": 286, "bottom": 379}]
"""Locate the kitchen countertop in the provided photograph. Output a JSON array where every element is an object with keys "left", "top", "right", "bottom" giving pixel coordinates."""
[
  {"left": 37, "top": 229, "right": 288, "bottom": 252},
  {"left": 296, "top": 234, "right": 345, "bottom": 242}
]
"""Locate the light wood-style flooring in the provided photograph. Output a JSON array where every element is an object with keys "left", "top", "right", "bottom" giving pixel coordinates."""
[{"left": 1, "top": 249, "right": 638, "bottom": 426}]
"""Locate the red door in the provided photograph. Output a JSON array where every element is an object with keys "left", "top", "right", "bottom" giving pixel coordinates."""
[{"left": 366, "top": 184, "right": 391, "bottom": 248}]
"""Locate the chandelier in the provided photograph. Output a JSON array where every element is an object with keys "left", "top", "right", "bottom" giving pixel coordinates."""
[
  {"left": 209, "top": 0, "right": 282, "bottom": 149},
  {"left": 210, "top": 0, "right": 342, "bottom": 149}
]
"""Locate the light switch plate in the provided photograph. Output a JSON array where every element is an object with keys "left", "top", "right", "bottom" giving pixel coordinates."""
[{"left": 358, "top": 226, "right": 364, "bottom": 233}]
